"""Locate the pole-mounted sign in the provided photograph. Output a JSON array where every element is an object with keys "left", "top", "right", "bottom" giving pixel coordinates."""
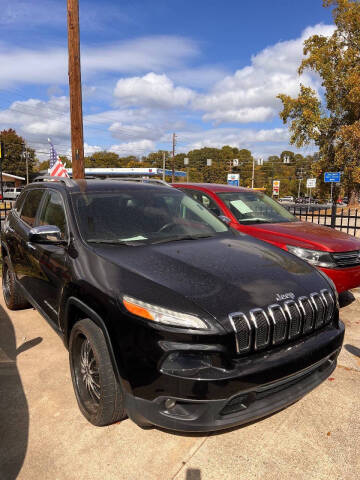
[
  {"left": 227, "top": 173, "right": 239, "bottom": 186},
  {"left": 273, "top": 180, "right": 280, "bottom": 196},
  {"left": 306, "top": 178, "right": 316, "bottom": 189},
  {"left": 324, "top": 172, "right": 341, "bottom": 203},
  {"left": 324, "top": 172, "right": 341, "bottom": 183}
]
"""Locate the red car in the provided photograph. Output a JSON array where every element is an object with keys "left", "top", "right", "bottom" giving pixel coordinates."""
[{"left": 172, "top": 183, "right": 360, "bottom": 293}]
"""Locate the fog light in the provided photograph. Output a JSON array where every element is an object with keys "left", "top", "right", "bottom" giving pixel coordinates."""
[{"left": 165, "top": 398, "right": 176, "bottom": 410}]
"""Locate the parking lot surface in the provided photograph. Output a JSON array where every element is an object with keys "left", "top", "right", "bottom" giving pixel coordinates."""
[{"left": 0, "top": 291, "right": 359, "bottom": 480}]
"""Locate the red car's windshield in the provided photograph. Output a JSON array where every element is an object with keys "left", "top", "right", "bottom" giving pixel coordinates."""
[{"left": 218, "top": 191, "right": 297, "bottom": 225}]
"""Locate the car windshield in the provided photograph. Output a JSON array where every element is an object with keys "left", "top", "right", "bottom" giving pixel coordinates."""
[
  {"left": 73, "top": 188, "right": 229, "bottom": 245},
  {"left": 217, "top": 191, "right": 297, "bottom": 224}
]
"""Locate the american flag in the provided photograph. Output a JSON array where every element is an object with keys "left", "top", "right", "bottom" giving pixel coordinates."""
[{"left": 48, "top": 139, "right": 69, "bottom": 178}]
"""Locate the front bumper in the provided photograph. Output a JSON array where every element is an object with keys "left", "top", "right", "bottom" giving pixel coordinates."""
[
  {"left": 123, "top": 322, "right": 344, "bottom": 432},
  {"left": 320, "top": 265, "right": 360, "bottom": 293}
]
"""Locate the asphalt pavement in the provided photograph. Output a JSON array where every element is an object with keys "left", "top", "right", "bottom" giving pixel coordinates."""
[{"left": 0, "top": 291, "right": 359, "bottom": 480}]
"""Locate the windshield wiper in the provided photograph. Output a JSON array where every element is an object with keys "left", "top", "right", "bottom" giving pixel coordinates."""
[
  {"left": 241, "top": 219, "right": 273, "bottom": 224},
  {"left": 151, "top": 234, "right": 215, "bottom": 245},
  {"left": 87, "top": 239, "right": 146, "bottom": 246}
]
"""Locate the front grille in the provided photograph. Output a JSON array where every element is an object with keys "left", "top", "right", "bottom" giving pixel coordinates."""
[
  {"left": 284, "top": 300, "right": 302, "bottom": 339},
  {"left": 249, "top": 309, "right": 271, "bottom": 350},
  {"left": 298, "top": 296, "right": 315, "bottom": 333},
  {"left": 229, "top": 313, "right": 252, "bottom": 353},
  {"left": 229, "top": 289, "right": 336, "bottom": 354},
  {"left": 268, "top": 305, "right": 287, "bottom": 344},
  {"left": 332, "top": 250, "right": 360, "bottom": 268},
  {"left": 321, "top": 289, "right": 335, "bottom": 323},
  {"left": 310, "top": 293, "right": 326, "bottom": 328}
]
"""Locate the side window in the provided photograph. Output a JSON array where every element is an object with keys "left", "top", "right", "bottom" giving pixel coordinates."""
[
  {"left": 38, "top": 190, "right": 67, "bottom": 238},
  {"left": 20, "top": 189, "right": 44, "bottom": 227},
  {"left": 15, "top": 191, "right": 28, "bottom": 215},
  {"left": 186, "top": 190, "right": 221, "bottom": 216}
]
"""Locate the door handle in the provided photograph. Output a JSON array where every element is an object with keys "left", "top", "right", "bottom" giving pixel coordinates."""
[{"left": 26, "top": 242, "right": 36, "bottom": 251}]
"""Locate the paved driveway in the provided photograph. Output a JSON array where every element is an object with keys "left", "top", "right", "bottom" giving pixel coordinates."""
[{"left": 0, "top": 291, "right": 359, "bottom": 480}]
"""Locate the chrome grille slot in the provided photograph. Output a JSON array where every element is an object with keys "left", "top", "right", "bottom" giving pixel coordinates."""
[
  {"left": 298, "top": 296, "right": 315, "bottom": 333},
  {"left": 310, "top": 293, "right": 326, "bottom": 328},
  {"left": 320, "top": 289, "right": 335, "bottom": 324},
  {"left": 249, "top": 309, "right": 271, "bottom": 350},
  {"left": 230, "top": 290, "right": 336, "bottom": 356},
  {"left": 283, "top": 300, "right": 302, "bottom": 339},
  {"left": 332, "top": 250, "right": 360, "bottom": 268},
  {"left": 268, "top": 304, "right": 287, "bottom": 345},
  {"left": 228, "top": 312, "right": 252, "bottom": 353}
]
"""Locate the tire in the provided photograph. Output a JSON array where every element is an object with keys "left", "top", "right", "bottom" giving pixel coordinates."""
[
  {"left": 2, "top": 256, "right": 30, "bottom": 310},
  {"left": 69, "top": 318, "right": 127, "bottom": 426}
]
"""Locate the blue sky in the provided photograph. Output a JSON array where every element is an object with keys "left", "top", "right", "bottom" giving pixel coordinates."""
[{"left": 0, "top": 0, "right": 334, "bottom": 160}]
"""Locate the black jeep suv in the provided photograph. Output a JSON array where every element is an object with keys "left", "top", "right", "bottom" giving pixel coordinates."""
[{"left": 1, "top": 177, "right": 344, "bottom": 431}]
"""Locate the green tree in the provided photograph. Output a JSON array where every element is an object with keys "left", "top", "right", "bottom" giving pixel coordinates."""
[
  {"left": 85, "top": 151, "right": 121, "bottom": 168},
  {"left": 278, "top": 0, "right": 360, "bottom": 204},
  {"left": 0, "top": 129, "right": 36, "bottom": 177}
]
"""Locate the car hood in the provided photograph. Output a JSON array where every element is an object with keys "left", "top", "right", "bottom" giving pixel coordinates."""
[
  {"left": 92, "top": 234, "right": 332, "bottom": 326},
  {"left": 247, "top": 221, "right": 360, "bottom": 252}
]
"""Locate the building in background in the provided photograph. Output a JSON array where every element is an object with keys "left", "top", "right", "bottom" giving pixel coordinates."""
[{"left": 1, "top": 172, "right": 25, "bottom": 189}]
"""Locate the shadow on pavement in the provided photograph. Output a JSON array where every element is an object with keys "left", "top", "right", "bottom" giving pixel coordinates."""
[
  {"left": 0, "top": 303, "right": 42, "bottom": 480},
  {"left": 186, "top": 468, "right": 201, "bottom": 479},
  {"left": 338, "top": 291, "right": 356, "bottom": 308},
  {"left": 344, "top": 344, "right": 360, "bottom": 358}
]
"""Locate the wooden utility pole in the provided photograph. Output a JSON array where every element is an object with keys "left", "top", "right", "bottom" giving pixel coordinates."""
[
  {"left": 251, "top": 157, "right": 255, "bottom": 189},
  {"left": 172, "top": 133, "right": 176, "bottom": 183},
  {"left": 67, "top": 0, "right": 85, "bottom": 179},
  {"left": 162, "top": 151, "right": 166, "bottom": 181}
]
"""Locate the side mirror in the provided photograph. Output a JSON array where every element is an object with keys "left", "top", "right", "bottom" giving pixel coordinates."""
[
  {"left": 218, "top": 215, "right": 231, "bottom": 225},
  {"left": 28, "top": 225, "right": 65, "bottom": 244}
]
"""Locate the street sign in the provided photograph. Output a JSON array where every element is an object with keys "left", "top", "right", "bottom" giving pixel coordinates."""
[
  {"left": 324, "top": 172, "right": 341, "bottom": 183},
  {"left": 227, "top": 173, "right": 239, "bottom": 186},
  {"left": 232, "top": 158, "right": 239, "bottom": 167},
  {"left": 273, "top": 180, "right": 280, "bottom": 196},
  {"left": 206, "top": 159, "right": 212, "bottom": 166},
  {"left": 183, "top": 157, "right": 189, "bottom": 166},
  {"left": 306, "top": 178, "right": 316, "bottom": 188}
]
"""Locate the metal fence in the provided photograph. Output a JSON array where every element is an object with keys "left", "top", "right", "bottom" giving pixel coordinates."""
[{"left": 285, "top": 205, "right": 360, "bottom": 237}]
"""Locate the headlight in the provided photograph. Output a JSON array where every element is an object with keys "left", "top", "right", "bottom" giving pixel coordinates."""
[
  {"left": 286, "top": 245, "right": 336, "bottom": 268},
  {"left": 123, "top": 295, "right": 210, "bottom": 330}
]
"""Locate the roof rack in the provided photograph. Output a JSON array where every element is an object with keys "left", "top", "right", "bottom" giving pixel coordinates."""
[
  {"left": 33, "top": 175, "right": 75, "bottom": 187},
  {"left": 106, "top": 177, "right": 170, "bottom": 187}
]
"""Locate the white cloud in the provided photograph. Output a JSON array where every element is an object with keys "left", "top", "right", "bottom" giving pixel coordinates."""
[
  {"left": 0, "top": 96, "right": 70, "bottom": 141},
  {"left": 109, "top": 139, "right": 155, "bottom": 156},
  {"left": 109, "top": 122, "right": 164, "bottom": 141},
  {"left": 177, "top": 127, "right": 289, "bottom": 151},
  {"left": 80, "top": 143, "right": 102, "bottom": 157},
  {"left": 0, "top": 36, "right": 198, "bottom": 87},
  {"left": 202, "top": 107, "right": 274, "bottom": 123},
  {"left": 192, "top": 24, "right": 335, "bottom": 124},
  {"left": 114, "top": 73, "right": 195, "bottom": 109},
  {"left": 84, "top": 108, "right": 149, "bottom": 125},
  {"left": 169, "top": 66, "right": 229, "bottom": 89}
]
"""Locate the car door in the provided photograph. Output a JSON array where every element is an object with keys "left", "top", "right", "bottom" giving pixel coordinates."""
[
  {"left": 10, "top": 188, "right": 46, "bottom": 297},
  {"left": 26, "top": 189, "right": 71, "bottom": 323},
  {"left": 180, "top": 189, "right": 222, "bottom": 216}
]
